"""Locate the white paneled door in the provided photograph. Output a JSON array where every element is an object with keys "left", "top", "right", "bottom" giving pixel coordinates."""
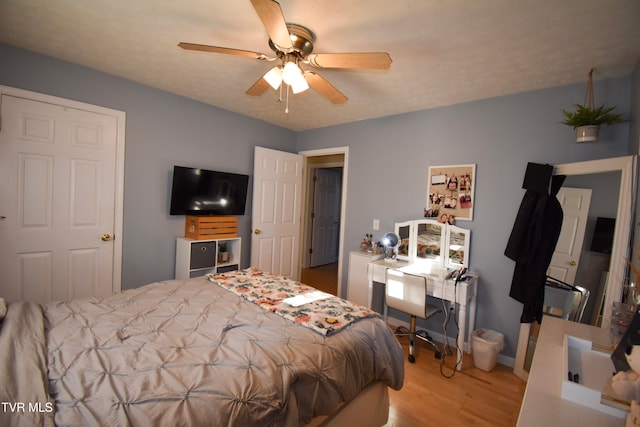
[
  {"left": 251, "top": 147, "right": 303, "bottom": 280},
  {"left": 547, "top": 187, "right": 592, "bottom": 284},
  {"left": 0, "top": 88, "right": 125, "bottom": 302},
  {"left": 310, "top": 168, "right": 341, "bottom": 267}
]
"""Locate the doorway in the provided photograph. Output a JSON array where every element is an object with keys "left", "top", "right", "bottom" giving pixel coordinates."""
[{"left": 299, "top": 148, "right": 348, "bottom": 297}]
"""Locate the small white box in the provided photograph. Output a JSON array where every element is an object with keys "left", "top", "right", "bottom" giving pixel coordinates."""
[{"left": 562, "top": 335, "right": 627, "bottom": 418}]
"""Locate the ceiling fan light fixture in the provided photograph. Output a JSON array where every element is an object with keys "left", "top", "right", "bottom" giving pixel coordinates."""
[
  {"left": 282, "top": 61, "right": 301, "bottom": 84},
  {"left": 290, "top": 77, "right": 309, "bottom": 94},
  {"left": 263, "top": 66, "right": 283, "bottom": 90},
  {"left": 282, "top": 61, "right": 308, "bottom": 94},
  {"left": 180, "top": 1, "right": 392, "bottom": 108}
]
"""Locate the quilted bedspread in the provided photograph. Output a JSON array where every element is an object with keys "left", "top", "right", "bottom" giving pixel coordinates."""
[
  {"left": 0, "top": 275, "right": 404, "bottom": 426},
  {"left": 207, "top": 268, "right": 380, "bottom": 336}
]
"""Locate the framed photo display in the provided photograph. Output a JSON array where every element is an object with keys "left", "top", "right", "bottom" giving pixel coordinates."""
[{"left": 426, "top": 164, "right": 476, "bottom": 221}]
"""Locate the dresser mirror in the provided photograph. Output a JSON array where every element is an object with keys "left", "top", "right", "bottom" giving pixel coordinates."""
[{"left": 513, "top": 155, "right": 636, "bottom": 381}]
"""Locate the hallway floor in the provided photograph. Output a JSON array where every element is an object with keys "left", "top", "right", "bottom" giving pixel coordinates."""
[{"left": 300, "top": 262, "right": 338, "bottom": 295}]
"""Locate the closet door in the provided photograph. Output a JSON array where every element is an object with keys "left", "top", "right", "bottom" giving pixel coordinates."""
[{"left": 0, "top": 88, "right": 125, "bottom": 302}]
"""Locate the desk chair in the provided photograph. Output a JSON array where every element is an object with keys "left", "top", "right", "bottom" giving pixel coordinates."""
[
  {"left": 386, "top": 269, "right": 442, "bottom": 363},
  {"left": 543, "top": 279, "right": 590, "bottom": 323}
]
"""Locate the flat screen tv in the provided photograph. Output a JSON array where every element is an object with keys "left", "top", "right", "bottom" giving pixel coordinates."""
[
  {"left": 590, "top": 217, "right": 615, "bottom": 254},
  {"left": 170, "top": 166, "right": 249, "bottom": 216}
]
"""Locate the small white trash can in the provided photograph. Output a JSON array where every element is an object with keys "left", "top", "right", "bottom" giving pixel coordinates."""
[{"left": 471, "top": 328, "right": 505, "bottom": 372}]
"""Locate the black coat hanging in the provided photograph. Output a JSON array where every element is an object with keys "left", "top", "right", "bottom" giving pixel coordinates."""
[{"left": 505, "top": 163, "right": 566, "bottom": 323}]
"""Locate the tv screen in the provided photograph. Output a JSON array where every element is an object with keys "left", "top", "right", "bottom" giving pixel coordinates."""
[
  {"left": 590, "top": 217, "right": 615, "bottom": 254},
  {"left": 170, "top": 166, "right": 249, "bottom": 216}
]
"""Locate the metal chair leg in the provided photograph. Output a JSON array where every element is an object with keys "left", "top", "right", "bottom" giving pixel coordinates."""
[
  {"left": 395, "top": 316, "right": 441, "bottom": 363},
  {"left": 408, "top": 316, "right": 417, "bottom": 363}
]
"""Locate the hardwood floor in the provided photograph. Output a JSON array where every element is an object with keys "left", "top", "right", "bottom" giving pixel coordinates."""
[
  {"left": 385, "top": 336, "right": 526, "bottom": 427},
  {"left": 301, "top": 263, "right": 527, "bottom": 426},
  {"left": 301, "top": 262, "right": 338, "bottom": 295}
]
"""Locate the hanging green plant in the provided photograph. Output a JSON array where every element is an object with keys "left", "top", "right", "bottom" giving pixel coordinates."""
[
  {"left": 561, "top": 103, "right": 627, "bottom": 129},
  {"left": 561, "top": 69, "right": 627, "bottom": 142}
]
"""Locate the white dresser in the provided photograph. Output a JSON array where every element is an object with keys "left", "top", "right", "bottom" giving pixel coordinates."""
[
  {"left": 518, "top": 316, "right": 625, "bottom": 426},
  {"left": 347, "top": 250, "right": 383, "bottom": 308}
]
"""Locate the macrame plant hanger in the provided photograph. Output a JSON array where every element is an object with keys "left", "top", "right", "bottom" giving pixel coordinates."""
[{"left": 584, "top": 68, "right": 595, "bottom": 111}]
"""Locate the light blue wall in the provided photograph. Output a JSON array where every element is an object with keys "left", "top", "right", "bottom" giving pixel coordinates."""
[
  {"left": 297, "top": 77, "right": 632, "bottom": 358},
  {"left": 0, "top": 43, "right": 297, "bottom": 289},
  {"left": 1, "top": 42, "right": 635, "bottom": 359}
]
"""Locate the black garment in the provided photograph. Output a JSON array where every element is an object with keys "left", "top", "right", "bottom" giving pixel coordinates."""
[{"left": 506, "top": 167, "right": 565, "bottom": 323}]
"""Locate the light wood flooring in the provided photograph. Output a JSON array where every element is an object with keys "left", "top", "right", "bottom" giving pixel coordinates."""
[
  {"left": 385, "top": 338, "right": 526, "bottom": 426},
  {"left": 301, "top": 262, "right": 339, "bottom": 295},
  {"left": 301, "top": 263, "right": 527, "bottom": 427}
]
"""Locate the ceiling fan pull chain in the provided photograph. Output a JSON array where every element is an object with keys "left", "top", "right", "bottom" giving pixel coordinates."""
[
  {"left": 285, "top": 84, "right": 290, "bottom": 114},
  {"left": 278, "top": 78, "right": 284, "bottom": 102}
]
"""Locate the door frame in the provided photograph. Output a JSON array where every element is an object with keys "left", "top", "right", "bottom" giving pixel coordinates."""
[
  {"left": 299, "top": 147, "right": 349, "bottom": 298},
  {"left": 0, "top": 85, "right": 126, "bottom": 293}
]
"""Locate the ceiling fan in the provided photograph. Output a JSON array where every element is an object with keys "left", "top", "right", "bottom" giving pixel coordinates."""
[{"left": 178, "top": 0, "right": 392, "bottom": 112}]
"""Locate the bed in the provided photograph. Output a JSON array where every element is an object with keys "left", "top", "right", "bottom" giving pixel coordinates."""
[{"left": 0, "top": 268, "right": 404, "bottom": 426}]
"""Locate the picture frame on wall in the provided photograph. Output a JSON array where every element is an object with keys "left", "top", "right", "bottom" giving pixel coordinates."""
[{"left": 426, "top": 163, "right": 476, "bottom": 221}]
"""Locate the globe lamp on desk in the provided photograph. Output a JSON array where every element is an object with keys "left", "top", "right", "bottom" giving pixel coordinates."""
[{"left": 382, "top": 232, "right": 399, "bottom": 263}]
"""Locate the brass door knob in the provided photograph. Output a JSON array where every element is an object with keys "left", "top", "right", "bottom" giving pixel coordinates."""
[
  {"left": 254, "top": 229, "right": 262, "bottom": 234},
  {"left": 570, "top": 260, "right": 577, "bottom": 266},
  {"left": 101, "top": 233, "right": 112, "bottom": 241}
]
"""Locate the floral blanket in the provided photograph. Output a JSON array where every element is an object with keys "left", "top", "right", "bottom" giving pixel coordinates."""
[{"left": 206, "top": 268, "right": 380, "bottom": 336}]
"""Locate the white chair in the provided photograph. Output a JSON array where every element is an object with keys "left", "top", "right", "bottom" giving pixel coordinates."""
[{"left": 385, "top": 269, "right": 442, "bottom": 363}]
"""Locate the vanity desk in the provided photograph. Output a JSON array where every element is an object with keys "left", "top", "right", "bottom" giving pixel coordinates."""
[
  {"left": 367, "top": 259, "right": 478, "bottom": 363},
  {"left": 365, "top": 219, "right": 477, "bottom": 369}
]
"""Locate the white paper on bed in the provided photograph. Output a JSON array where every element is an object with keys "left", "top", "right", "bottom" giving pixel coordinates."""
[{"left": 282, "top": 290, "right": 333, "bottom": 307}]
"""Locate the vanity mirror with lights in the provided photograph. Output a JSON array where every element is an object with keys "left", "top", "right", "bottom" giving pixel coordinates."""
[
  {"left": 394, "top": 219, "right": 470, "bottom": 269},
  {"left": 513, "top": 155, "right": 636, "bottom": 381}
]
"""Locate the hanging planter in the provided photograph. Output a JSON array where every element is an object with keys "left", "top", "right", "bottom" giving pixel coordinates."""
[
  {"left": 561, "top": 69, "right": 627, "bottom": 143},
  {"left": 575, "top": 125, "right": 599, "bottom": 143}
]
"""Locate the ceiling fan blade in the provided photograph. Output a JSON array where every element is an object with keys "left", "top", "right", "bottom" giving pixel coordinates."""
[
  {"left": 308, "top": 53, "right": 392, "bottom": 70},
  {"left": 250, "top": 0, "right": 292, "bottom": 50},
  {"left": 304, "top": 71, "right": 347, "bottom": 104},
  {"left": 178, "top": 42, "right": 267, "bottom": 59},
  {"left": 246, "top": 76, "right": 271, "bottom": 96}
]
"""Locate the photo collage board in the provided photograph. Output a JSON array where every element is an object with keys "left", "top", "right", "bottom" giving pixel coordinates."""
[{"left": 425, "top": 164, "right": 476, "bottom": 222}]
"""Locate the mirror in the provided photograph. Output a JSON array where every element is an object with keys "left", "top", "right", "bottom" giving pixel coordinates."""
[
  {"left": 513, "top": 155, "right": 636, "bottom": 381},
  {"left": 446, "top": 225, "right": 470, "bottom": 269},
  {"left": 395, "top": 220, "right": 412, "bottom": 261},
  {"left": 415, "top": 219, "right": 445, "bottom": 264},
  {"left": 393, "top": 219, "right": 470, "bottom": 269}
]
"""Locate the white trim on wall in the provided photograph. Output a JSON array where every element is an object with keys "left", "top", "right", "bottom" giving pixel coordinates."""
[{"left": 299, "top": 146, "right": 349, "bottom": 298}]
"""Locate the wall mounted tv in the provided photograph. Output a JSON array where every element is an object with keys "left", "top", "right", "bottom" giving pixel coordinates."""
[
  {"left": 590, "top": 217, "right": 615, "bottom": 254},
  {"left": 169, "top": 166, "right": 249, "bottom": 216}
]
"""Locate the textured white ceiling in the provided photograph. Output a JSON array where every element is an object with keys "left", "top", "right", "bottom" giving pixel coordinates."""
[{"left": 1, "top": 0, "right": 639, "bottom": 131}]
